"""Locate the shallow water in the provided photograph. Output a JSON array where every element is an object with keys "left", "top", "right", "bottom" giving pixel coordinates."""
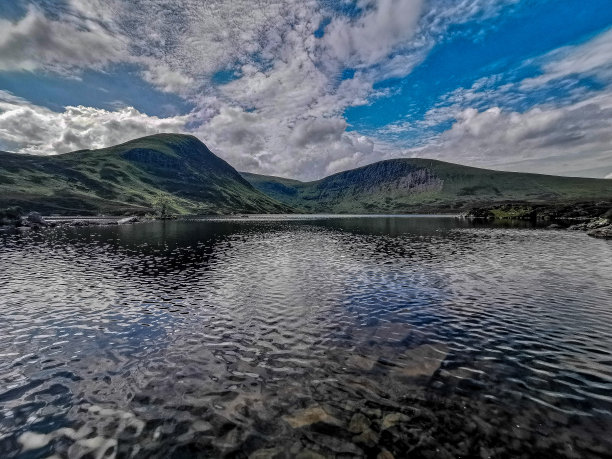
[{"left": 1, "top": 216, "right": 611, "bottom": 458}]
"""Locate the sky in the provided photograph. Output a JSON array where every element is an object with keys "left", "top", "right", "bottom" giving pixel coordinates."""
[{"left": 0, "top": 0, "right": 612, "bottom": 180}]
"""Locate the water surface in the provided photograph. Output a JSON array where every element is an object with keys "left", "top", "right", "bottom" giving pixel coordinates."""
[{"left": 1, "top": 216, "right": 611, "bottom": 458}]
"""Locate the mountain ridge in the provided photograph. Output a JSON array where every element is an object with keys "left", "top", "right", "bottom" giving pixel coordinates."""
[
  {"left": 1, "top": 133, "right": 610, "bottom": 215},
  {"left": 0, "top": 134, "right": 291, "bottom": 215},
  {"left": 241, "top": 157, "right": 612, "bottom": 213}
]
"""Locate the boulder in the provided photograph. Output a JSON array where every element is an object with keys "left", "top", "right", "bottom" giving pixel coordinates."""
[
  {"left": 26, "top": 212, "right": 47, "bottom": 226},
  {"left": 587, "top": 225, "right": 612, "bottom": 239},
  {"left": 0, "top": 207, "right": 23, "bottom": 226},
  {"left": 118, "top": 216, "right": 139, "bottom": 224},
  {"left": 586, "top": 218, "right": 610, "bottom": 229}
]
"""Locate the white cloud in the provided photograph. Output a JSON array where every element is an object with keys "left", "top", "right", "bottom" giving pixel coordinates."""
[
  {"left": 0, "top": 6, "right": 126, "bottom": 73},
  {"left": 0, "top": 97, "right": 188, "bottom": 154},
  {"left": 141, "top": 65, "right": 195, "bottom": 95},
  {"left": 522, "top": 27, "right": 612, "bottom": 88},
  {"left": 405, "top": 92, "right": 612, "bottom": 177},
  {"left": 371, "top": 26, "right": 612, "bottom": 179},
  {"left": 195, "top": 106, "right": 377, "bottom": 180},
  {"left": 5, "top": 0, "right": 608, "bottom": 180},
  {"left": 322, "top": 0, "right": 424, "bottom": 67}
]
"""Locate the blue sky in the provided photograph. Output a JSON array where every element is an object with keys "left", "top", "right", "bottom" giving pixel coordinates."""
[{"left": 1, "top": 0, "right": 611, "bottom": 179}]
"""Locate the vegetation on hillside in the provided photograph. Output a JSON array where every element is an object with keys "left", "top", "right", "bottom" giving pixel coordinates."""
[
  {"left": 242, "top": 158, "right": 612, "bottom": 214},
  {"left": 0, "top": 134, "right": 291, "bottom": 215},
  {"left": 1, "top": 133, "right": 610, "bottom": 217}
]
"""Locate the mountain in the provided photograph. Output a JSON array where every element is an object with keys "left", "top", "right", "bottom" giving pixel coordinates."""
[
  {"left": 3, "top": 135, "right": 610, "bottom": 216},
  {"left": 241, "top": 158, "right": 612, "bottom": 213},
  {"left": 0, "top": 134, "right": 291, "bottom": 215}
]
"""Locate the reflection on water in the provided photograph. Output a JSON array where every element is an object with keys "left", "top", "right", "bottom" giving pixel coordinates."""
[{"left": 0, "top": 216, "right": 611, "bottom": 458}]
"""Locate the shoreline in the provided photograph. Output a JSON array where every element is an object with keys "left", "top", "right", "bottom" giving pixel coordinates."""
[
  {"left": 2, "top": 204, "right": 611, "bottom": 239},
  {"left": 465, "top": 201, "right": 612, "bottom": 238}
]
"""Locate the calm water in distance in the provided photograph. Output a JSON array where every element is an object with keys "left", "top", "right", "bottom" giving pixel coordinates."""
[{"left": 1, "top": 216, "right": 611, "bottom": 458}]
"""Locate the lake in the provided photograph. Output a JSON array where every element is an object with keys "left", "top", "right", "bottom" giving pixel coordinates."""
[{"left": 1, "top": 216, "right": 611, "bottom": 458}]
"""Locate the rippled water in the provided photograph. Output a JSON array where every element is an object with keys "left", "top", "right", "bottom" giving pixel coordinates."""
[{"left": 1, "top": 216, "right": 611, "bottom": 458}]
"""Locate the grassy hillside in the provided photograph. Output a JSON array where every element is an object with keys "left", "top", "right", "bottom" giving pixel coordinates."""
[
  {"left": 242, "top": 158, "right": 612, "bottom": 213},
  {"left": 0, "top": 134, "right": 291, "bottom": 215},
  {"left": 3, "top": 134, "right": 609, "bottom": 216}
]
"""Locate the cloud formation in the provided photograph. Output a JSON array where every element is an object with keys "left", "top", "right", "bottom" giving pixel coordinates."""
[
  {"left": 0, "top": 93, "right": 188, "bottom": 154},
  {"left": 0, "top": 1, "right": 611, "bottom": 179},
  {"left": 521, "top": 27, "right": 612, "bottom": 89},
  {"left": 322, "top": 0, "right": 424, "bottom": 67},
  {"left": 0, "top": 6, "right": 125, "bottom": 73},
  {"left": 410, "top": 93, "right": 612, "bottom": 177}
]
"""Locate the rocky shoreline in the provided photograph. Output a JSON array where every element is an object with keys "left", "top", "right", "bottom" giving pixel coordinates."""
[
  {"left": 3, "top": 202, "right": 612, "bottom": 238},
  {"left": 466, "top": 202, "right": 612, "bottom": 239},
  {"left": 0, "top": 207, "right": 152, "bottom": 232}
]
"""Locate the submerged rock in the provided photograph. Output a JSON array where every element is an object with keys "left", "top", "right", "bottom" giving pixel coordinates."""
[
  {"left": 353, "top": 427, "right": 379, "bottom": 447},
  {"left": 294, "top": 449, "right": 327, "bottom": 459},
  {"left": 348, "top": 413, "right": 371, "bottom": 433},
  {"left": 303, "top": 431, "right": 364, "bottom": 455},
  {"left": 390, "top": 343, "right": 449, "bottom": 380},
  {"left": 381, "top": 412, "right": 411, "bottom": 430},
  {"left": 346, "top": 354, "right": 378, "bottom": 371},
  {"left": 377, "top": 449, "right": 395, "bottom": 459},
  {"left": 282, "top": 405, "right": 342, "bottom": 429},
  {"left": 249, "top": 447, "right": 283, "bottom": 459}
]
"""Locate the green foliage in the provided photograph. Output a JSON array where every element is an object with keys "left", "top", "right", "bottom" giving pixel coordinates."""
[
  {"left": 489, "top": 206, "right": 536, "bottom": 219},
  {"left": 2, "top": 133, "right": 610, "bottom": 216},
  {"left": 0, "top": 206, "right": 23, "bottom": 225},
  {"left": 0, "top": 206, "right": 23, "bottom": 220},
  {"left": 242, "top": 159, "right": 612, "bottom": 214},
  {"left": 0, "top": 134, "right": 292, "bottom": 216},
  {"left": 152, "top": 194, "right": 174, "bottom": 218}
]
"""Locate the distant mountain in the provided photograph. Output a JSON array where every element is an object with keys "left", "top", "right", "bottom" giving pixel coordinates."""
[
  {"left": 241, "top": 158, "right": 612, "bottom": 213},
  {"left": 2, "top": 134, "right": 610, "bottom": 216},
  {"left": 0, "top": 134, "right": 290, "bottom": 215}
]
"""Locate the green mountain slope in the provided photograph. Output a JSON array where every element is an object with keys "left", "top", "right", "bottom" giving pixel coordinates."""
[
  {"left": 0, "top": 134, "right": 291, "bottom": 215},
  {"left": 241, "top": 158, "right": 612, "bottom": 213}
]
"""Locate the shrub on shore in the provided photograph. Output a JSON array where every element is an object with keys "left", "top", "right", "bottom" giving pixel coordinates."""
[{"left": 0, "top": 206, "right": 23, "bottom": 226}]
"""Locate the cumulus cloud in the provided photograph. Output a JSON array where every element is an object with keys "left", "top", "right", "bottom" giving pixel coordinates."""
[
  {"left": 370, "top": 25, "right": 612, "bottom": 179},
  {"left": 322, "top": 0, "right": 424, "bottom": 67},
  {"left": 0, "top": 96, "right": 188, "bottom": 154},
  {"left": 141, "top": 65, "right": 195, "bottom": 94},
  {"left": 196, "top": 106, "right": 376, "bottom": 180},
  {"left": 407, "top": 92, "right": 612, "bottom": 177},
  {"left": 3, "top": 0, "right": 609, "bottom": 179}
]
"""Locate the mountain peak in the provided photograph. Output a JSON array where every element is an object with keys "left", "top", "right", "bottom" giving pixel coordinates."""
[{"left": 0, "top": 134, "right": 291, "bottom": 215}]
